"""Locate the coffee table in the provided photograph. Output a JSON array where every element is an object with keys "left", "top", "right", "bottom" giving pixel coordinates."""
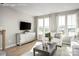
[{"left": 33, "top": 43, "right": 57, "bottom": 56}]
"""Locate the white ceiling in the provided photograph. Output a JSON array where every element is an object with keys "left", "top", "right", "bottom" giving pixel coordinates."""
[{"left": 1, "top": 3, "right": 79, "bottom": 16}]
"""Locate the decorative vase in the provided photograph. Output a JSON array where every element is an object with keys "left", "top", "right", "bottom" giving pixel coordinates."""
[{"left": 42, "top": 36, "right": 48, "bottom": 49}]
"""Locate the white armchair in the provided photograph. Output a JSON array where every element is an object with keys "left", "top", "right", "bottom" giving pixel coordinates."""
[
  {"left": 51, "top": 38, "right": 63, "bottom": 47},
  {"left": 51, "top": 32, "right": 63, "bottom": 47}
]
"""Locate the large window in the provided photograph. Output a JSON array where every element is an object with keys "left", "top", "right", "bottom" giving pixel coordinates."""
[
  {"left": 38, "top": 17, "right": 49, "bottom": 35},
  {"left": 67, "top": 14, "right": 77, "bottom": 36},
  {"left": 58, "top": 15, "right": 65, "bottom": 33},
  {"left": 38, "top": 18, "right": 44, "bottom": 35},
  {"left": 57, "top": 14, "right": 77, "bottom": 36},
  {"left": 44, "top": 17, "right": 50, "bottom": 33}
]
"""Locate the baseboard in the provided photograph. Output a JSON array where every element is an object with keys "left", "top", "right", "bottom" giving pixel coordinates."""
[
  {"left": 0, "top": 44, "right": 16, "bottom": 49},
  {"left": 7, "top": 44, "right": 16, "bottom": 48}
]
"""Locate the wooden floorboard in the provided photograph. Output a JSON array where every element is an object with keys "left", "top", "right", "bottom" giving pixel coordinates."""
[{"left": 5, "top": 41, "right": 37, "bottom": 56}]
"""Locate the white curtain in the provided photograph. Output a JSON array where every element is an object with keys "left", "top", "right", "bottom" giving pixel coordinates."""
[
  {"left": 77, "top": 11, "right": 79, "bottom": 28},
  {"left": 34, "top": 17, "right": 38, "bottom": 40},
  {"left": 49, "top": 14, "right": 57, "bottom": 32}
]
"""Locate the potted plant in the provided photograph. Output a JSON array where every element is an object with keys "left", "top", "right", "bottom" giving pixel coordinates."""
[{"left": 45, "top": 33, "right": 52, "bottom": 42}]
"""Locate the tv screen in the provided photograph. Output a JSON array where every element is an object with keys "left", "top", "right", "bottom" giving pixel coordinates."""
[{"left": 20, "top": 21, "right": 31, "bottom": 30}]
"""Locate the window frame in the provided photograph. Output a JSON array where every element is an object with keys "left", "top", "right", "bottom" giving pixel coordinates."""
[{"left": 37, "top": 16, "right": 50, "bottom": 35}]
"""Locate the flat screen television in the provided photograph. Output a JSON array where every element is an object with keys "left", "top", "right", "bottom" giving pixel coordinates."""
[{"left": 20, "top": 21, "right": 31, "bottom": 30}]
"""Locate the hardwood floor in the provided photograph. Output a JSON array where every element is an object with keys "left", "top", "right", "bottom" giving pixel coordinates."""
[{"left": 5, "top": 41, "right": 37, "bottom": 56}]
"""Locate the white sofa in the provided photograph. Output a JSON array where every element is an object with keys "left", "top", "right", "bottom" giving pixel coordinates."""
[{"left": 37, "top": 32, "right": 63, "bottom": 47}]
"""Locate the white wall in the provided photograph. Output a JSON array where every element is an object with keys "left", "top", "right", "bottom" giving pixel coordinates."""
[{"left": 0, "top": 6, "right": 34, "bottom": 49}]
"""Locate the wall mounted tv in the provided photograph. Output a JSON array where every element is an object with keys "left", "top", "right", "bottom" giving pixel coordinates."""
[{"left": 20, "top": 21, "right": 31, "bottom": 30}]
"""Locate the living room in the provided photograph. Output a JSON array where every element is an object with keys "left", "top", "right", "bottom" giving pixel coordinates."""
[{"left": 0, "top": 3, "right": 79, "bottom": 56}]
